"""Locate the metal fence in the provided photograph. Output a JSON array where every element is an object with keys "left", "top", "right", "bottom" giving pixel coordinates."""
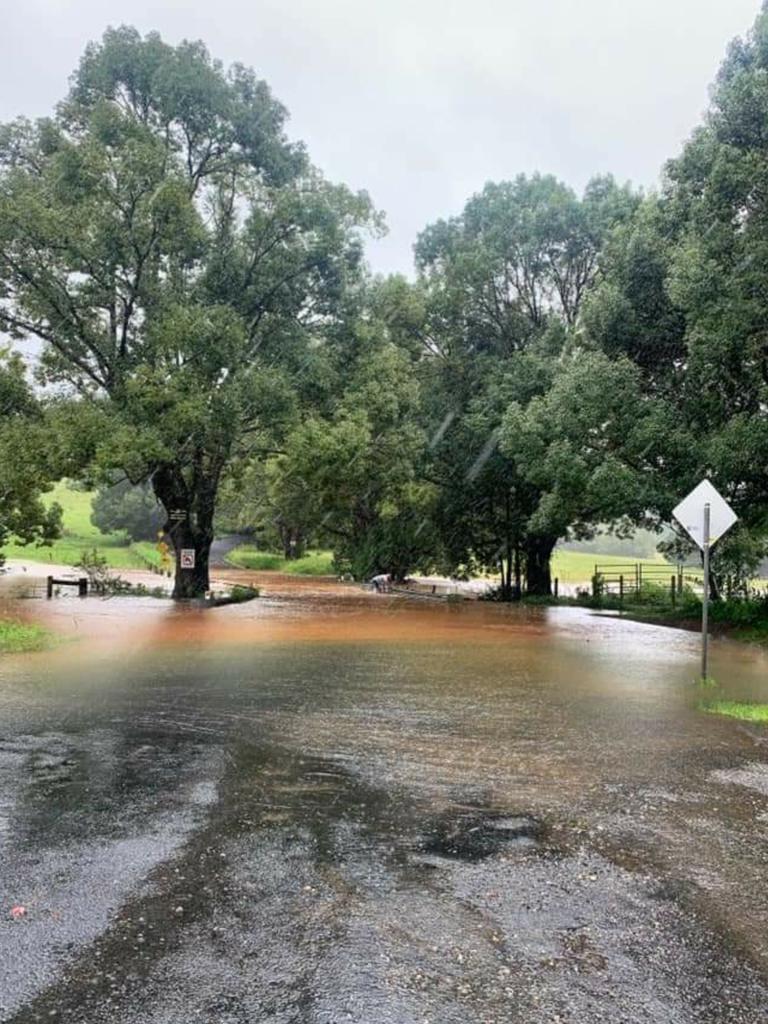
[{"left": 591, "top": 562, "right": 699, "bottom": 604}]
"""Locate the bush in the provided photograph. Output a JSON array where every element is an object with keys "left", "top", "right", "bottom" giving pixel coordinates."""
[
  {"left": 228, "top": 584, "right": 260, "bottom": 603},
  {"left": 708, "top": 596, "right": 768, "bottom": 628}
]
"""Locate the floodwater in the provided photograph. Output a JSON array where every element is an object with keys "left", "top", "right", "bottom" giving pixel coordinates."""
[{"left": 1, "top": 576, "right": 768, "bottom": 1022}]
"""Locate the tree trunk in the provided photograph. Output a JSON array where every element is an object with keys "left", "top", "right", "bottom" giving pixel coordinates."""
[
  {"left": 524, "top": 534, "right": 557, "bottom": 596},
  {"left": 498, "top": 556, "right": 512, "bottom": 601},
  {"left": 169, "top": 516, "right": 213, "bottom": 598},
  {"left": 280, "top": 525, "right": 306, "bottom": 560},
  {"left": 152, "top": 464, "right": 216, "bottom": 600}
]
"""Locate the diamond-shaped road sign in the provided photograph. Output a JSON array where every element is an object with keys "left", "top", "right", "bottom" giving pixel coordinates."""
[{"left": 672, "top": 479, "right": 737, "bottom": 550}]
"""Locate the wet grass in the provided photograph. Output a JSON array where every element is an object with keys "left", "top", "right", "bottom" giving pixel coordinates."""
[
  {"left": 226, "top": 547, "right": 334, "bottom": 575},
  {"left": 0, "top": 618, "right": 54, "bottom": 653},
  {"left": 701, "top": 700, "right": 768, "bottom": 724}
]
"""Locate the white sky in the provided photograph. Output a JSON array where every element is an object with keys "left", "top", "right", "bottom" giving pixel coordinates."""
[{"left": 1, "top": 0, "right": 761, "bottom": 275}]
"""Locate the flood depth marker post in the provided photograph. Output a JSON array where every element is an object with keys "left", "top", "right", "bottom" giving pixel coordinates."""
[{"left": 672, "top": 480, "right": 737, "bottom": 682}]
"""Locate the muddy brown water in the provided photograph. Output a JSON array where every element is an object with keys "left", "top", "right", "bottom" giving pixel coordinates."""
[{"left": 1, "top": 574, "right": 768, "bottom": 1022}]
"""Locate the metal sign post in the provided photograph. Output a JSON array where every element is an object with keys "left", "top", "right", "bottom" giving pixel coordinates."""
[
  {"left": 701, "top": 503, "right": 710, "bottom": 681},
  {"left": 672, "top": 480, "right": 737, "bottom": 682}
]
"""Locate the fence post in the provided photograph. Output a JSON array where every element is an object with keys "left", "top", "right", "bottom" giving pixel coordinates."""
[
  {"left": 554, "top": 578, "right": 559, "bottom": 600},
  {"left": 78, "top": 577, "right": 88, "bottom": 598},
  {"left": 670, "top": 575, "right": 676, "bottom": 607},
  {"left": 619, "top": 574, "right": 624, "bottom": 609},
  {"left": 46, "top": 576, "right": 53, "bottom": 599}
]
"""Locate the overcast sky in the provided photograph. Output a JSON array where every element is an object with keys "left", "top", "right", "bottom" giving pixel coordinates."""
[{"left": 1, "top": 1, "right": 761, "bottom": 275}]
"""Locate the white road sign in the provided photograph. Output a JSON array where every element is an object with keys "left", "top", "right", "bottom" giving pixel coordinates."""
[
  {"left": 672, "top": 479, "right": 737, "bottom": 550},
  {"left": 180, "top": 548, "right": 196, "bottom": 569}
]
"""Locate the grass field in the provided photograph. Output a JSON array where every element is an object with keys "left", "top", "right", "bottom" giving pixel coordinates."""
[
  {"left": 551, "top": 548, "right": 671, "bottom": 584},
  {"left": 1, "top": 482, "right": 156, "bottom": 570}
]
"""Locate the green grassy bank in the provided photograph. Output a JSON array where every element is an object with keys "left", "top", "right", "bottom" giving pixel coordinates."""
[
  {"left": 225, "top": 547, "right": 335, "bottom": 575},
  {"left": 702, "top": 700, "right": 768, "bottom": 724},
  {"left": 0, "top": 618, "right": 54, "bottom": 653},
  {"left": 1, "top": 483, "right": 161, "bottom": 571}
]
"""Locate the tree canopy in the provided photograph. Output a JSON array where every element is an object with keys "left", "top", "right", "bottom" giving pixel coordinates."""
[
  {"left": 4, "top": 11, "right": 768, "bottom": 600},
  {"left": 0, "top": 26, "right": 377, "bottom": 596}
]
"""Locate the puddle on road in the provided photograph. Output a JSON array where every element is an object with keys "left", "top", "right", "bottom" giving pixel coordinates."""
[{"left": 420, "top": 809, "right": 544, "bottom": 862}]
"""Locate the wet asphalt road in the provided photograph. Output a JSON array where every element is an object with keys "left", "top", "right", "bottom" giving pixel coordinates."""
[{"left": 1, "top": 589, "right": 768, "bottom": 1022}]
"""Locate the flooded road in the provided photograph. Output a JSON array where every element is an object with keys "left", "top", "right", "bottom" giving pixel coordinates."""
[{"left": 1, "top": 578, "right": 768, "bottom": 1022}]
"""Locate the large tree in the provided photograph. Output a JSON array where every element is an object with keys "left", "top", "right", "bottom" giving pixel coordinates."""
[
  {"left": 415, "top": 174, "right": 637, "bottom": 594},
  {"left": 0, "top": 27, "right": 376, "bottom": 597},
  {"left": 583, "top": 4, "right": 768, "bottom": 585}
]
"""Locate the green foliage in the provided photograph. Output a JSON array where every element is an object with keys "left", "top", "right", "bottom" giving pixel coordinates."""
[
  {"left": 226, "top": 584, "right": 260, "bottom": 603},
  {"left": 414, "top": 176, "right": 638, "bottom": 595},
  {"left": 0, "top": 352, "right": 61, "bottom": 564},
  {"left": 708, "top": 595, "right": 768, "bottom": 629},
  {"left": 702, "top": 701, "right": 768, "bottom": 724},
  {"left": 584, "top": 6, "right": 768, "bottom": 559},
  {"left": 0, "top": 27, "right": 377, "bottom": 598},
  {"left": 75, "top": 547, "right": 126, "bottom": 594},
  {"left": 500, "top": 350, "right": 684, "bottom": 542},
  {"left": 217, "top": 456, "right": 316, "bottom": 558},
  {"left": 91, "top": 478, "right": 163, "bottom": 542},
  {"left": 277, "top": 330, "right": 434, "bottom": 579}
]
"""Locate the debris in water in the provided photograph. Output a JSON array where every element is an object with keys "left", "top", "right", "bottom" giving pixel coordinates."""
[{"left": 10, "top": 905, "right": 26, "bottom": 919}]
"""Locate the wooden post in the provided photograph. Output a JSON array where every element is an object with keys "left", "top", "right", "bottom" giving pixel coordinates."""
[
  {"left": 78, "top": 577, "right": 88, "bottom": 597},
  {"left": 554, "top": 577, "right": 559, "bottom": 600},
  {"left": 46, "top": 576, "right": 53, "bottom": 599},
  {"left": 619, "top": 574, "right": 624, "bottom": 609},
  {"left": 671, "top": 575, "right": 676, "bottom": 607}
]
